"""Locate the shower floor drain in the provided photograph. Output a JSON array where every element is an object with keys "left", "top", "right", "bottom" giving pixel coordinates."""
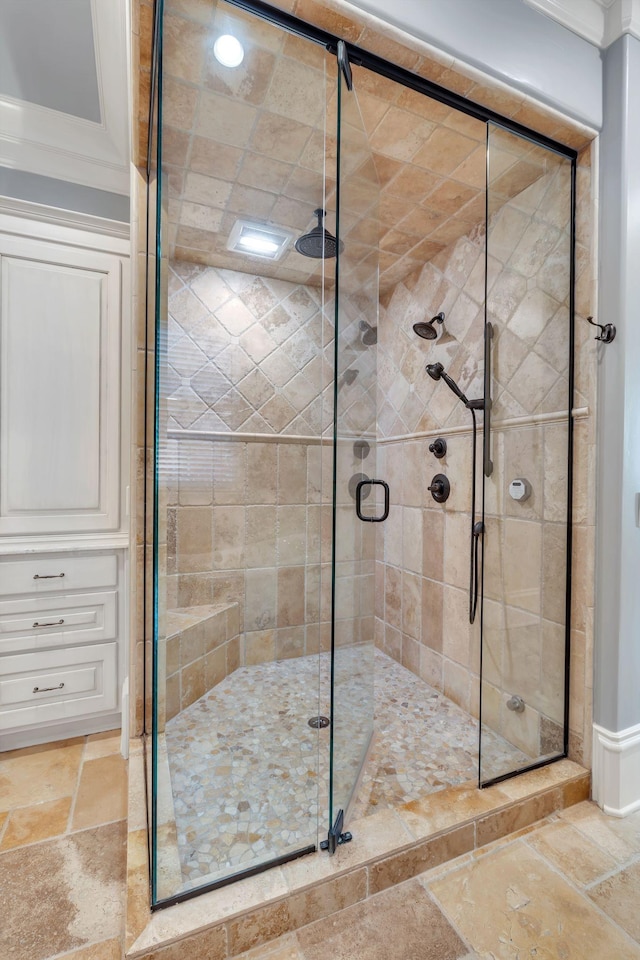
[{"left": 307, "top": 715, "right": 330, "bottom": 729}]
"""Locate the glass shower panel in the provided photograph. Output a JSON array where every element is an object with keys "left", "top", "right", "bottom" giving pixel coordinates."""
[
  {"left": 480, "top": 123, "right": 573, "bottom": 785},
  {"left": 151, "top": 0, "right": 334, "bottom": 902},
  {"left": 329, "top": 57, "right": 380, "bottom": 834}
]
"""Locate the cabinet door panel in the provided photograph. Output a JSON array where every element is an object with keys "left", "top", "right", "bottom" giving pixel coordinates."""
[{"left": 0, "top": 241, "right": 121, "bottom": 534}]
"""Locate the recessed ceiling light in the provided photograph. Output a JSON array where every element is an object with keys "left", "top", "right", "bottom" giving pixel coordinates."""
[
  {"left": 227, "top": 220, "right": 293, "bottom": 261},
  {"left": 213, "top": 34, "right": 244, "bottom": 68},
  {"left": 237, "top": 235, "right": 279, "bottom": 255}
]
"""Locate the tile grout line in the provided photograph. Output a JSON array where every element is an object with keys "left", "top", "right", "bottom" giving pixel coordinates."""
[
  {"left": 581, "top": 849, "right": 640, "bottom": 891},
  {"left": 424, "top": 880, "right": 484, "bottom": 959},
  {"left": 1, "top": 735, "right": 118, "bottom": 851},
  {"left": 556, "top": 809, "right": 640, "bottom": 873},
  {"left": 0, "top": 808, "right": 9, "bottom": 847},
  {"left": 0, "top": 796, "right": 75, "bottom": 854},
  {"left": 67, "top": 734, "right": 89, "bottom": 834},
  {"left": 520, "top": 835, "right": 640, "bottom": 954},
  {"left": 0, "top": 816, "right": 128, "bottom": 856},
  {"left": 41, "top": 937, "right": 121, "bottom": 960}
]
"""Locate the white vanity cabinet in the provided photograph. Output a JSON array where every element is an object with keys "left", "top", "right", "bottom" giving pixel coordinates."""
[
  {"left": 0, "top": 235, "right": 122, "bottom": 535},
  {"left": 0, "top": 212, "right": 130, "bottom": 750},
  {"left": 0, "top": 551, "right": 124, "bottom": 738}
]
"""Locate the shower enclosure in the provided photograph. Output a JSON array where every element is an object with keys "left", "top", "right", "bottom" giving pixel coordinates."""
[{"left": 146, "top": 0, "right": 575, "bottom": 907}]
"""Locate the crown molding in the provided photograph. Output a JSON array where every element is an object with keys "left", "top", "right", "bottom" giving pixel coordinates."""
[
  {"left": 0, "top": 195, "right": 130, "bottom": 241},
  {"left": 524, "top": 0, "right": 640, "bottom": 47},
  {"left": 0, "top": 0, "right": 129, "bottom": 196},
  {"left": 524, "top": 0, "right": 606, "bottom": 45},
  {"left": 603, "top": 0, "right": 640, "bottom": 44}
]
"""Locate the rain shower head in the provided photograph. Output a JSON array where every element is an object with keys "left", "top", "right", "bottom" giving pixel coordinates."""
[
  {"left": 413, "top": 312, "right": 446, "bottom": 341},
  {"left": 426, "top": 362, "right": 469, "bottom": 406},
  {"left": 359, "top": 320, "right": 377, "bottom": 345},
  {"left": 295, "top": 209, "right": 343, "bottom": 259}
]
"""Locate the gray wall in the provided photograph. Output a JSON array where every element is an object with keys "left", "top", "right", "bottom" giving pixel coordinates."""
[
  {"left": 347, "top": 0, "right": 603, "bottom": 128},
  {"left": 594, "top": 34, "right": 640, "bottom": 733},
  {"left": 0, "top": 167, "right": 130, "bottom": 223}
]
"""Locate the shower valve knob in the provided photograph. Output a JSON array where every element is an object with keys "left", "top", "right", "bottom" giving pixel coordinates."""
[
  {"left": 428, "top": 473, "right": 450, "bottom": 503},
  {"left": 428, "top": 438, "right": 447, "bottom": 459}
]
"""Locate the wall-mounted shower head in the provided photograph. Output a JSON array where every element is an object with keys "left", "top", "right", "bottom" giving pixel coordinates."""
[
  {"left": 426, "top": 362, "right": 470, "bottom": 406},
  {"left": 359, "top": 320, "right": 377, "bottom": 345},
  {"left": 295, "top": 209, "right": 343, "bottom": 259},
  {"left": 413, "top": 312, "right": 446, "bottom": 341}
]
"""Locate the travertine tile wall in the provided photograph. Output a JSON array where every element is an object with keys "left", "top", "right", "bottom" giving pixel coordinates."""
[
  {"left": 164, "top": 260, "right": 333, "bottom": 666},
  {"left": 132, "top": 0, "right": 597, "bottom": 766},
  {"left": 167, "top": 262, "right": 330, "bottom": 435},
  {"left": 157, "top": 0, "right": 594, "bottom": 294},
  {"left": 165, "top": 435, "right": 332, "bottom": 665},
  {"left": 374, "top": 149, "right": 596, "bottom": 765}
]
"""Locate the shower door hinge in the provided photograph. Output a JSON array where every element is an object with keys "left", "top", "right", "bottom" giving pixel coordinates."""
[
  {"left": 337, "top": 41, "right": 353, "bottom": 91},
  {"left": 320, "top": 809, "right": 353, "bottom": 855}
]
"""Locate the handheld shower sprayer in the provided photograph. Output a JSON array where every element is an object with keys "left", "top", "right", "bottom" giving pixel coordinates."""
[
  {"left": 426, "top": 361, "right": 484, "bottom": 625},
  {"left": 425, "top": 362, "right": 470, "bottom": 406}
]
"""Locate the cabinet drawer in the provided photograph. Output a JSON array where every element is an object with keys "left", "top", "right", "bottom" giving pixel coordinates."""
[
  {"left": 0, "top": 643, "right": 117, "bottom": 731},
  {"left": 0, "top": 592, "right": 117, "bottom": 654},
  {"left": 0, "top": 554, "right": 117, "bottom": 597}
]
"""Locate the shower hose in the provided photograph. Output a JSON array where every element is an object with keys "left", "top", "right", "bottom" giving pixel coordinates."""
[{"left": 469, "top": 407, "right": 483, "bottom": 625}]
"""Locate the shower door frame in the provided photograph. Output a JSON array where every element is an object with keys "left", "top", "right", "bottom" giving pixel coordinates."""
[
  {"left": 479, "top": 121, "right": 576, "bottom": 787},
  {"left": 145, "top": 0, "right": 578, "bottom": 908}
]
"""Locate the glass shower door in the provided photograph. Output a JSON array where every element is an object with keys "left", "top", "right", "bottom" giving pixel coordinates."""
[
  {"left": 327, "top": 48, "right": 381, "bottom": 848},
  {"left": 480, "top": 122, "right": 573, "bottom": 785}
]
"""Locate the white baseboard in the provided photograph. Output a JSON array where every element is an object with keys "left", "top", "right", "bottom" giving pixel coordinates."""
[
  {"left": 0, "top": 712, "right": 121, "bottom": 753},
  {"left": 592, "top": 721, "right": 640, "bottom": 817}
]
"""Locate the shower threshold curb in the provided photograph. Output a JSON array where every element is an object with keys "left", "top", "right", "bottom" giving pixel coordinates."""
[{"left": 125, "top": 747, "right": 590, "bottom": 960}]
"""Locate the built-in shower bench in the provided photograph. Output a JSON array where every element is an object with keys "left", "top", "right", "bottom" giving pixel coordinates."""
[{"left": 165, "top": 603, "right": 241, "bottom": 720}]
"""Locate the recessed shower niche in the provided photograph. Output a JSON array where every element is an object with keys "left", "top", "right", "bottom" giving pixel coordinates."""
[{"left": 147, "top": 0, "right": 575, "bottom": 906}]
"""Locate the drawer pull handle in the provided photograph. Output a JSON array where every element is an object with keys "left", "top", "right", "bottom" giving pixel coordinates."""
[
  {"left": 33, "top": 682, "right": 64, "bottom": 694},
  {"left": 33, "top": 573, "right": 65, "bottom": 580},
  {"left": 33, "top": 619, "right": 64, "bottom": 628}
]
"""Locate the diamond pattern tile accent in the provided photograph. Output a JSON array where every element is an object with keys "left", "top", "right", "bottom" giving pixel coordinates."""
[
  {"left": 376, "top": 162, "right": 571, "bottom": 437},
  {"left": 168, "top": 262, "right": 330, "bottom": 433}
]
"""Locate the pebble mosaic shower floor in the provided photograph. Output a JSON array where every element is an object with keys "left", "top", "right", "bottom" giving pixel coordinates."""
[{"left": 166, "top": 649, "right": 530, "bottom": 886}]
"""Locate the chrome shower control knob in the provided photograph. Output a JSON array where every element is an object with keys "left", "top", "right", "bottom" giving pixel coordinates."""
[
  {"left": 507, "top": 695, "right": 526, "bottom": 713},
  {"left": 428, "top": 473, "right": 450, "bottom": 503}
]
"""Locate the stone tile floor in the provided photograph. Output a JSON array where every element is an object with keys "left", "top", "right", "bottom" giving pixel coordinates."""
[
  {"left": 2, "top": 729, "right": 640, "bottom": 959},
  {"left": 239, "top": 801, "right": 640, "bottom": 960},
  {"left": 0, "top": 730, "right": 127, "bottom": 960},
  {"left": 165, "top": 649, "right": 531, "bottom": 887}
]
